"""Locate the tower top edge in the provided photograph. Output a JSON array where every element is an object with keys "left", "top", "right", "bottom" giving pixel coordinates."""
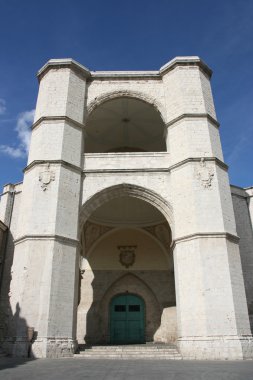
[
  {"left": 37, "top": 56, "right": 212, "bottom": 80},
  {"left": 37, "top": 58, "right": 91, "bottom": 80},
  {"left": 160, "top": 56, "right": 212, "bottom": 77}
]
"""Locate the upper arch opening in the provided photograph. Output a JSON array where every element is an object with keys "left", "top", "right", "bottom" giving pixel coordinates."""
[{"left": 85, "top": 97, "right": 166, "bottom": 153}]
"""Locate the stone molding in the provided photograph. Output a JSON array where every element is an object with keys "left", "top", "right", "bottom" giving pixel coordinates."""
[
  {"left": 90, "top": 71, "right": 160, "bottom": 79},
  {"left": 37, "top": 56, "right": 212, "bottom": 82},
  {"left": 30, "top": 108, "right": 219, "bottom": 138},
  {"left": 79, "top": 183, "right": 175, "bottom": 237},
  {"left": 24, "top": 157, "right": 227, "bottom": 176},
  {"left": 230, "top": 184, "right": 251, "bottom": 200},
  {"left": 83, "top": 157, "right": 228, "bottom": 174},
  {"left": 165, "top": 113, "right": 219, "bottom": 129},
  {"left": 231, "top": 192, "right": 248, "bottom": 200},
  {"left": 1, "top": 188, "right": 22, "bottom": 196},
  {"left": 32, "top": 116, "right": 85, "bottom": 131},
  {"left": 1, "top": 182, "right": 22, "bottom": 196},
  {"left": 169, "top": 156, "right": 228, "bottom": 172},
  {"left": 37, "top": 58, "right": 91, "bottom": 81},
  {"left": 87, "top": 89, "right": 166, "bottom": 123},
  {"left": 0, "top": 183, "right": 16, "bottom": 195},
  {"left": 14, "top": 234, "right": 78, "bottom": 246},
  {"left": 24, "top": 160, "right": 82, "bottom": 174},
  {"left": 83, "top": 168, "right": 169, "bottom": 174},
  {"left": 245, "top": 186, "right": 253, "bottom": 197},
  {"left": 159, "top": 56, "right": 212, "bottom": 78},
  {"left": 84, "top": 152, "right": 169, "bottom": 158},
  {"left": 171, "top": 232, "right": 239, "bottom": 250},
  {"left": 88, "top": 215, "right": 166, "bottom": 228}
]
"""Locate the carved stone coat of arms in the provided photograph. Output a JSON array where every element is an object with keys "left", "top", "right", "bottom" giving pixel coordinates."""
[{"left": 118, "top": 245, "right": 137, "bottom": 268}]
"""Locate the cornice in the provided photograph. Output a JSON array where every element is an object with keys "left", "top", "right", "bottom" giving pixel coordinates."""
[
  {"left": 84, "top": 152, "right": 169, "bottom": 158},
  {"left": 37, "top": 56, "right": 212, "bottom": 82},
  {"left": 90, "top": 71, "right": 161, "bottom": 80},
  {"left": 169, "top": 157, "right": 228, "bottom": 172},
  {"left": 37, "top": 58, "right": 91, "bottom": 81},
  {"left": 160, "top": 56, "right": 212, "bottom": 78},
  {"left": 24, "top": 160, "right": 82, "bottom": 174},
  {"left": 171, "top": 232, "right": 239, "bottom": 250},
  {"left": 14, "top": 234, "right": 78, "bottom": 246},
  {"left": 23, "top": 156, "right": 227, "bottom": 176},
  {"left": 166, "top": 113, "right": 219, "bottom": 129},
  {"left": 83, "top": 156, "right": 228, "bottom": 174},
  {"left": 32, "top": 116, "right": 85, "bottom": 131},
  {"left": 83, "top": 168, "right": 169, "bottom": 175}
]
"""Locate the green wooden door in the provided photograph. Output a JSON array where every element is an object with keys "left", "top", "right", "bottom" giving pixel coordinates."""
[{"left": 110, "top": 294, "right": 145, "bottom": 344}]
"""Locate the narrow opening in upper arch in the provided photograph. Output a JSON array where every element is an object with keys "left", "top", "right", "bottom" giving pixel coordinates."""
[{"left": 85, "top": 97, "right": 166, "bottom": 153}]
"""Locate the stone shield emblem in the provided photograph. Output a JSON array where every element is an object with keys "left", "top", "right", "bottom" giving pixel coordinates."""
[{"left": 118, "top": 246, "right": 136, "bottom": 268}]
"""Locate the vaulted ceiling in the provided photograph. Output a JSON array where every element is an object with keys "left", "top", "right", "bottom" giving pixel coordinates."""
[
  {"left": 89, "top": 196, "right": 166, "bottom": 227},
  {"left": 85, "top": 97, "right": 166, "bottom": 153}
]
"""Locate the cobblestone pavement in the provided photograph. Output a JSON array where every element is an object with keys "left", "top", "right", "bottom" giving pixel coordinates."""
[{"left": 1, "top": 357, "right": 253, "bottom": 380}]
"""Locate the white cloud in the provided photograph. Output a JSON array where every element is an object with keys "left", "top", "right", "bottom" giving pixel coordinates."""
[
  {"left": 0, "top": 110, "right": 35, "bottom": 158},
  {"left": 0, "top": 145, "right": 25, "bottom": 158},
  {"left": 0, "top": 98, "right": 6, "bottom": 115}
]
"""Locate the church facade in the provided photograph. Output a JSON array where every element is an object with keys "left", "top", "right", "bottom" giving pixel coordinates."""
[{"left": 0, "top": 56, "right": 253, "bottom": 360}]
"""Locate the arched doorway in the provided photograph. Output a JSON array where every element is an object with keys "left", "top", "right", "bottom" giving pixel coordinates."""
[
  {"left": 77, "top": 189, "right": 177, "bottom": 346},
  {"left": 110, "top": 294, "right": 145, "bottom": 344}
]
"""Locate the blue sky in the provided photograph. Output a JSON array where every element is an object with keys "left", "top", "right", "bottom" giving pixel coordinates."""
[{"left": 0, "top": 0, "right": 252, "bottom": 190}]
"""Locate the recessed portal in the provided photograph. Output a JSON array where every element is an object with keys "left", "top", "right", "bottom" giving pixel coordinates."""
[
  {"left": 85, "top": 97, "right": 166, "bottom": 153},
  {"left": 77, "top": 191, "right": 176, "bottom": 346},
  {"left": 110, "top": 294, "right": 145, "bottom": 344}
]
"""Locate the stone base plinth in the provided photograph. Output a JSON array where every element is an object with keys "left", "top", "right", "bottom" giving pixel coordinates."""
[
  {"left": 3, "top": 336, "right": 77, "bottom": 358},
  {"left": 178, "top": 335, "right": 253, "bottom": 360},
  {"left": 33, "top": 337, "right": 77, "bottom": 358}
]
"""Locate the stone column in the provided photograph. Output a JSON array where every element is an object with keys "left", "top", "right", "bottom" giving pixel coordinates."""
[
  {"left": 0, "top": 184, "right": 16, "bottom": 227},
  {"left": 162, "top": 57, "right": 253, "bottom": 359},
  {"left": 246, "top": 187, "right": 253, "bottom": 229},
  {"left": 8, "top": 59, "right": 89, "bottom": 358}
]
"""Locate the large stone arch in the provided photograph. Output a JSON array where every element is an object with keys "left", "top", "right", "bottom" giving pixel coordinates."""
[
  {"left": 77, "top": 185, "right": 176, "bottom": 345},
  {"left": 79, "top": 183, "right": 174, "bottom": 239},
  {"left": 86, "top": 89, "right": 167, "bottom": 125}
]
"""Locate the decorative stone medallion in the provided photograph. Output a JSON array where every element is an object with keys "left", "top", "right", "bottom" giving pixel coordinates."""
[
  {"left": 118, "top": 245, "right": 137, "bottom": 268},
  {"left": 83, "top": 222, "right": 113, "bottom": 253},
  {"left": 39, "top": 163, "right": 55, "bottom": 191},
  {"left": 195, "top": 158, "right": 214, "bottom": 189}
]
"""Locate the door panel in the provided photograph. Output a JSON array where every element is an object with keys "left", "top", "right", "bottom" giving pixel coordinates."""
[
  {"left": 110, "top": 294, "right": 145, "bottom": 344},
  {"left": 113, "top": 320, "right": 126, "bottom": 342},
  {"left": 127, "top": 320, "right": 141, "bottom": 343}
]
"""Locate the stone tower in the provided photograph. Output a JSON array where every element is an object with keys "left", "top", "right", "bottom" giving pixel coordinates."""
[{"left": 0, "top": 57, "right": 253, "bottom": 359}]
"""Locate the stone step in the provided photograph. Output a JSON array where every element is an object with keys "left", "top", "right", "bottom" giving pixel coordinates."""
[
  {"left": 74, "top": 354, "right": 182, "bottom": 360},
  {"left": 75, "top": 344, "right": 182, "bottom": 360},
  {"left": 83, "top": 347, "right": 179, "bottom": 352},
  {"left": 79, "top": 352, "right": 180, "bottom": 355},
  {"left": 79, "top": 350, "right": 179, "bottom": 354},
  {"left": 79, "top": 344, "right": 177, "bottom": 350}
]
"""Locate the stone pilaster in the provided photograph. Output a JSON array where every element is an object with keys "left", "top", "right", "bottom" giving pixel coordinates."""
[
  {"left": 162, "top": 59, "right": 253, "bottom": 359},
  {"left": 0, "top": 184, "right": 16, "bottom": 227},
  {"left": 246, "top": 187, "right": 253, "bottom": 229},
  {"left": 8, "top": 59, "right": 89, "bottom": 357}
]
